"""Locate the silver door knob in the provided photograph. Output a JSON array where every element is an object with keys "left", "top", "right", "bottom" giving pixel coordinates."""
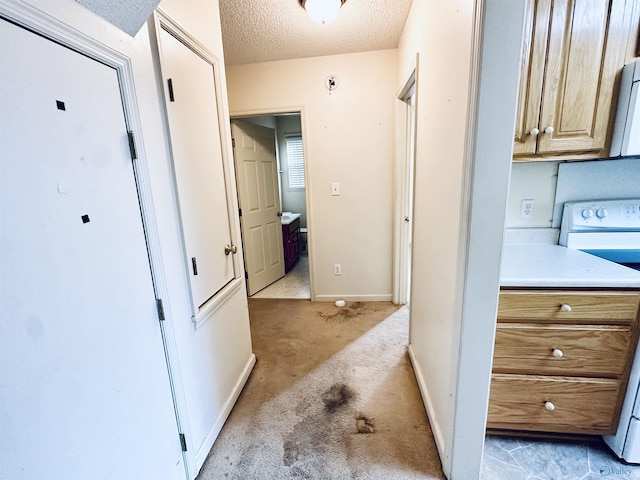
[
  {"left": 277, "top": 212, "right": 283, "bottom": 217},
  {"left": 224, "top": 244, "right": 237, "bottom": 255}
]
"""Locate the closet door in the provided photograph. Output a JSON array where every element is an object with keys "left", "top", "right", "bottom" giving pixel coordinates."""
[
  {"left": 0, "top": 19, "right": 183, "bottom": 480},
  {"left": 158, "top": 27, "right": 235, "bottom": 313}
]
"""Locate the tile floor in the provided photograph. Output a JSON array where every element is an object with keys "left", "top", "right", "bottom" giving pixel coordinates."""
[
  {"left": 250, "top": 252, "right": 310, "bottom": 299},
  {"left": 482, "top": 435, "right": 640, "bottom": 479}
]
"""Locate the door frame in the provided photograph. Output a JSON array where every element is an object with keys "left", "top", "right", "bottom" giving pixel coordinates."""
[
  {"left": 393, "top": 55, "right": 419, "bottom": 306},
  {"left": 230, "top": 107, "right": 315, "bottom": 300},
  {"left": 0, "top": 1, "right": 190, "bottom": 478}
]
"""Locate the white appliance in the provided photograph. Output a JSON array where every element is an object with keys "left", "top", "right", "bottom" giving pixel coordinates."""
[
  {"left": 611, "top": 59, "right": 640, "bottom": 157},
  {"left": 560, "top": 199, "right": 640, "bottom": 462}
]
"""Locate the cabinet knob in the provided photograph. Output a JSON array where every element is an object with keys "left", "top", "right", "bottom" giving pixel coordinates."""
[
  {"left": 544, "top": 401, "right": 555, "bottom": 411},
  {"left": 560, "top": 304, "right": 572, "bottom": 312},
  {"left": 529, "top": 127, "right": 540, "bottom": 136},
  {"left": 552, "top": 348, "right": 564, "bottom": 358},
  {"left": 544, "top": 126, "right": 554, "bottom": 134}
]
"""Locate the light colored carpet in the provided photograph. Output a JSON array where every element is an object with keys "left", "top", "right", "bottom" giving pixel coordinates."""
[{"left": 197, "top": 299, "right": 445, "bottom": 480}]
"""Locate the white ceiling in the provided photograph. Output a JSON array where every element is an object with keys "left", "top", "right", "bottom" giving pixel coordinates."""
[{"left": 218, "top": 0, "right": 413, "bottom": 66}]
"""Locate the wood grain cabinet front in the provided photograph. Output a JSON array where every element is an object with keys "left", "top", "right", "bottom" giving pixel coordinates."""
[
  {"left": 513, "top": 0, "right": 636, "bottom": 161},
  {"left": 488, "top": 289, "right": 640, "bottom": 435}
]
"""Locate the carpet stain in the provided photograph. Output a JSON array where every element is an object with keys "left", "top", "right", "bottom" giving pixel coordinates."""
[
  {"left": 282, "top": 438, "right": 299, "bottom": 466},
  {"left": 355, "top": 414, "right": 375, "bottom": 434},
  {"left": 319, "top": 302, "right": 365, "bottom": 322},
  {"left": 322, "top": 383, "right": 355, "bottom": 413}
]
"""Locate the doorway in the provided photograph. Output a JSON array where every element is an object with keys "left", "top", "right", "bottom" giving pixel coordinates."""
[
  {"left": 394, "top": 66, "right": 417, "bottom": 306},
  {"left": 232, "top": 113, "right": 311, "bottom": 299}
]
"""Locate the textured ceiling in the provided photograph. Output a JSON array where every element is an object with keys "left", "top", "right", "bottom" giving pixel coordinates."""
[
  {"left": 74, "top": 0, "right": 160, "bottom": 36},
  {"left": 219, "top": 0, "right": 413, "bottom": 66}
]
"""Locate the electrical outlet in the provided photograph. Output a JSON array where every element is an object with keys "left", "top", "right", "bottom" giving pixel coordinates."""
[
  {"left": 520, "top": 199, "right": 535, "bottom": 218},
  {"left": 333, "top": 264, "right": 342, "bottom": 276}
]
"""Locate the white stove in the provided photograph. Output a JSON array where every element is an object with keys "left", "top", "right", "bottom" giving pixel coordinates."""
[
  {"left": 559, "top": 198, "right": 640, "bottom": 270},
  {"left": 559, "top": 199, "right": 640, "bottom": 461}
]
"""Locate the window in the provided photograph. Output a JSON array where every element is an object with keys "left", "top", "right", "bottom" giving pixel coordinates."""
[{"left": 286, "top": 136, "right": 305, "bottom": 189}]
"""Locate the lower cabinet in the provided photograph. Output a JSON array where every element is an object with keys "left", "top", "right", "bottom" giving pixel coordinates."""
[
  {"left": 282, "top": 217, "right": 300, "bottom": 274},
  {"left": 487, "top": 289, "right": 640, "bottom": 435}
]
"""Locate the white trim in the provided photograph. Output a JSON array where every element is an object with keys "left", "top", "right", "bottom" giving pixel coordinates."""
[
  {"left": 0, "top": 2, "right": 191, "bottom": 478},
  {"left": 313, "top": 294, "right": 393, "bottom": 303},
  {"left": 194, "top": 353, "right": 256, "bottom": 469},
  {"left": 192, "top": 278, "right": 244, "bottom": 328},
  {"left": 393, "top": 54, "right": 419, "bottom": 306},
  {"left": 408, "top": 344, "right": 446, "bottom": 458}
]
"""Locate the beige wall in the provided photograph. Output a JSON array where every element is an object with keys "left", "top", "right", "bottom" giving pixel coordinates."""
[
  {"left": 227, "top": 50, "right": 397, "bottom": 301},
  {"left": 396, "top": 0, "right": 475, "bottom": 472}
]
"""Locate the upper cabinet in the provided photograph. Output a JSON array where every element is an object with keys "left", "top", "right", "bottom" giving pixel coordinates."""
[{"left": 514, "top": 0, "right": 637, "bottom": 161}]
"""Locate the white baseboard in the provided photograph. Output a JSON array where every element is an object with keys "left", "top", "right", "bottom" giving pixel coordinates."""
[
  {"left": 193, "top": 353, "right": 256, "bottom": 474},
  {"left": 408, "top": 344, "right": 446, "bottom": 462},
  {"left": 312, "top": 294, "right": 393, "bottom": 302}
]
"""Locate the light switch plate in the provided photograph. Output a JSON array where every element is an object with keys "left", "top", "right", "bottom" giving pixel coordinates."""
[{"left": 331, "top": 182, "right": 340, "bottom": 196}]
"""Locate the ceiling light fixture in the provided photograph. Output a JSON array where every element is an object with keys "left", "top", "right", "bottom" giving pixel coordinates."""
[{"left": 299, "top": 0, "right": 346, "bottom": 25}]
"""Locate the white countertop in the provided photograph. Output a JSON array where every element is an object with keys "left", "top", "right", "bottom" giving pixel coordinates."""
[
  {"left": 500, "top": 244, "right": 640, "bottom": 288},
  {"left": 280, "top": 213, "right": 300, "bottom": 225}
]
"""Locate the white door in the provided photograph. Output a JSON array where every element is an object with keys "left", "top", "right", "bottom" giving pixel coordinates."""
[
  {"left": 158, "top": 27, "right": 235, "bottom": 312},
  {"left": 0, "top": 20, "right": 184, "bottom": 480},
  {"left": 232, "top": 120, "right": 285, "bottom": 295}
]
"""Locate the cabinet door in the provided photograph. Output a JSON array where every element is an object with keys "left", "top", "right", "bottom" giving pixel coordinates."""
[
  {"left": 537, "top": 0, "right": 629, "bottom": 155},
  {"left": 513, "top": 0, "right": 551, "bottom": 156}
]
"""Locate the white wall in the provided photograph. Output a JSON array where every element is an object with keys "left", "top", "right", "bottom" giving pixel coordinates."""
[
  {"left": 505, "top": 162, "right": 559, "bottom": 228},
  {"left": 397, "top": 1, "right": 526, "bottom": 478},
  {"left": 6, "top": 1, "right": 253, "bottom": 477},
  {"left": 396, "top": 0, "right": 475, "bottom": 471},
  {"left": 226, "top": 50, "right": 397, "bottom": 301}
]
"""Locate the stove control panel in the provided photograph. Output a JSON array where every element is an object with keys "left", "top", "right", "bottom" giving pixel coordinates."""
[{"left": 561, "top": 199, "right": 640, "bottom": 231}]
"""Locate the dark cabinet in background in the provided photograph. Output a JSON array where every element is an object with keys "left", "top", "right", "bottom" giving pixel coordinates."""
[{"left": 282, "top": 217, "right": 300, "bottom": 273}]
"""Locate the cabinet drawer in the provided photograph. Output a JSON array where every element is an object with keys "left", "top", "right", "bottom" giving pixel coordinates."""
[
  {"left": 498, "top": 291, "right": 640, "bottom": 324},
  {"left": 487, "top": 374, "right": 621, "bottom": 434},
  {"left": 493, "top": 324, "right": 632, "bottom": 377}
]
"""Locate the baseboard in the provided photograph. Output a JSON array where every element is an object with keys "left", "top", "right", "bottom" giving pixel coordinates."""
[
  {"left": 194, "top": 353, "right": 256, "bottom": 473},
  {"left": 313, "top": 294, "right": 393, "bottom": 302},
  {"left": 408, "top": 344, "right": 446, "bottom": 462}
]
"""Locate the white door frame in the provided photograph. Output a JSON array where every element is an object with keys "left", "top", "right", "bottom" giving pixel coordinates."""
[
  {"left": 393, "top": 55, "right": 419, "bottom": 306},
  {"left": 230, "top": 107, "right": 315, "bottom": 300},
  {"left": 0, "top": 2, "right": 190, "bottom": 478}
]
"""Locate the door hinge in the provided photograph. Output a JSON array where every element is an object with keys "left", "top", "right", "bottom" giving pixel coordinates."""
[
  {"left": 239, "top": 208, "right": 242, "bottom": 217},
  {"left": 245, "top": 270, "right": 248, "bottom": 280},
  {"left": 127, "top": 131, "right": 137, "bottom": 161},
  {"left": 155, "top": 298, "right": 165, "bottom": 321},
  {"left": 179, "top": 433, "right": 187, "bottom": 452},
  {"left": 167, "top": 78, "right": 175, "bottom": 102},
  {"left": 191, "top": 257, "right": 198, "bottom": 276},
  {"left": 232, "top": 138, "right": 236, "bottom": 148}
]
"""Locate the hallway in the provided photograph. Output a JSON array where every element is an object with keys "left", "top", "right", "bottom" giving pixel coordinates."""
[{"left": 197, "top": 299, "right": 444, "bottom": 479}]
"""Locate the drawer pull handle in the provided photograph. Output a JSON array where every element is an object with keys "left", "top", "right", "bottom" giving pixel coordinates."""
[
  {"left": 544, "top": 401, "right": 555, "bottom": 411},
  {"left": 560, "top": 304, "right": 572, "bottom": 312},
  {"left": 552, "top": 348, "right": 564, "bottom": 358}
]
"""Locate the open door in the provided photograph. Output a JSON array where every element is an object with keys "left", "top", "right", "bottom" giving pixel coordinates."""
[{"left": 231, "top": 120, "right": 285, "bottom": 295}]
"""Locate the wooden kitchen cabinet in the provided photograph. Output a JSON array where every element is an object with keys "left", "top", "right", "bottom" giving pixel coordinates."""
[
  {"left": 282, "top": 217, "right": 300, "bottom": 273},
  {"left": 487, "top": 289, "right": 640, "bottom": 435},
  {"left": 513, "top": 0, "right": 635, "bottom": 160}
]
